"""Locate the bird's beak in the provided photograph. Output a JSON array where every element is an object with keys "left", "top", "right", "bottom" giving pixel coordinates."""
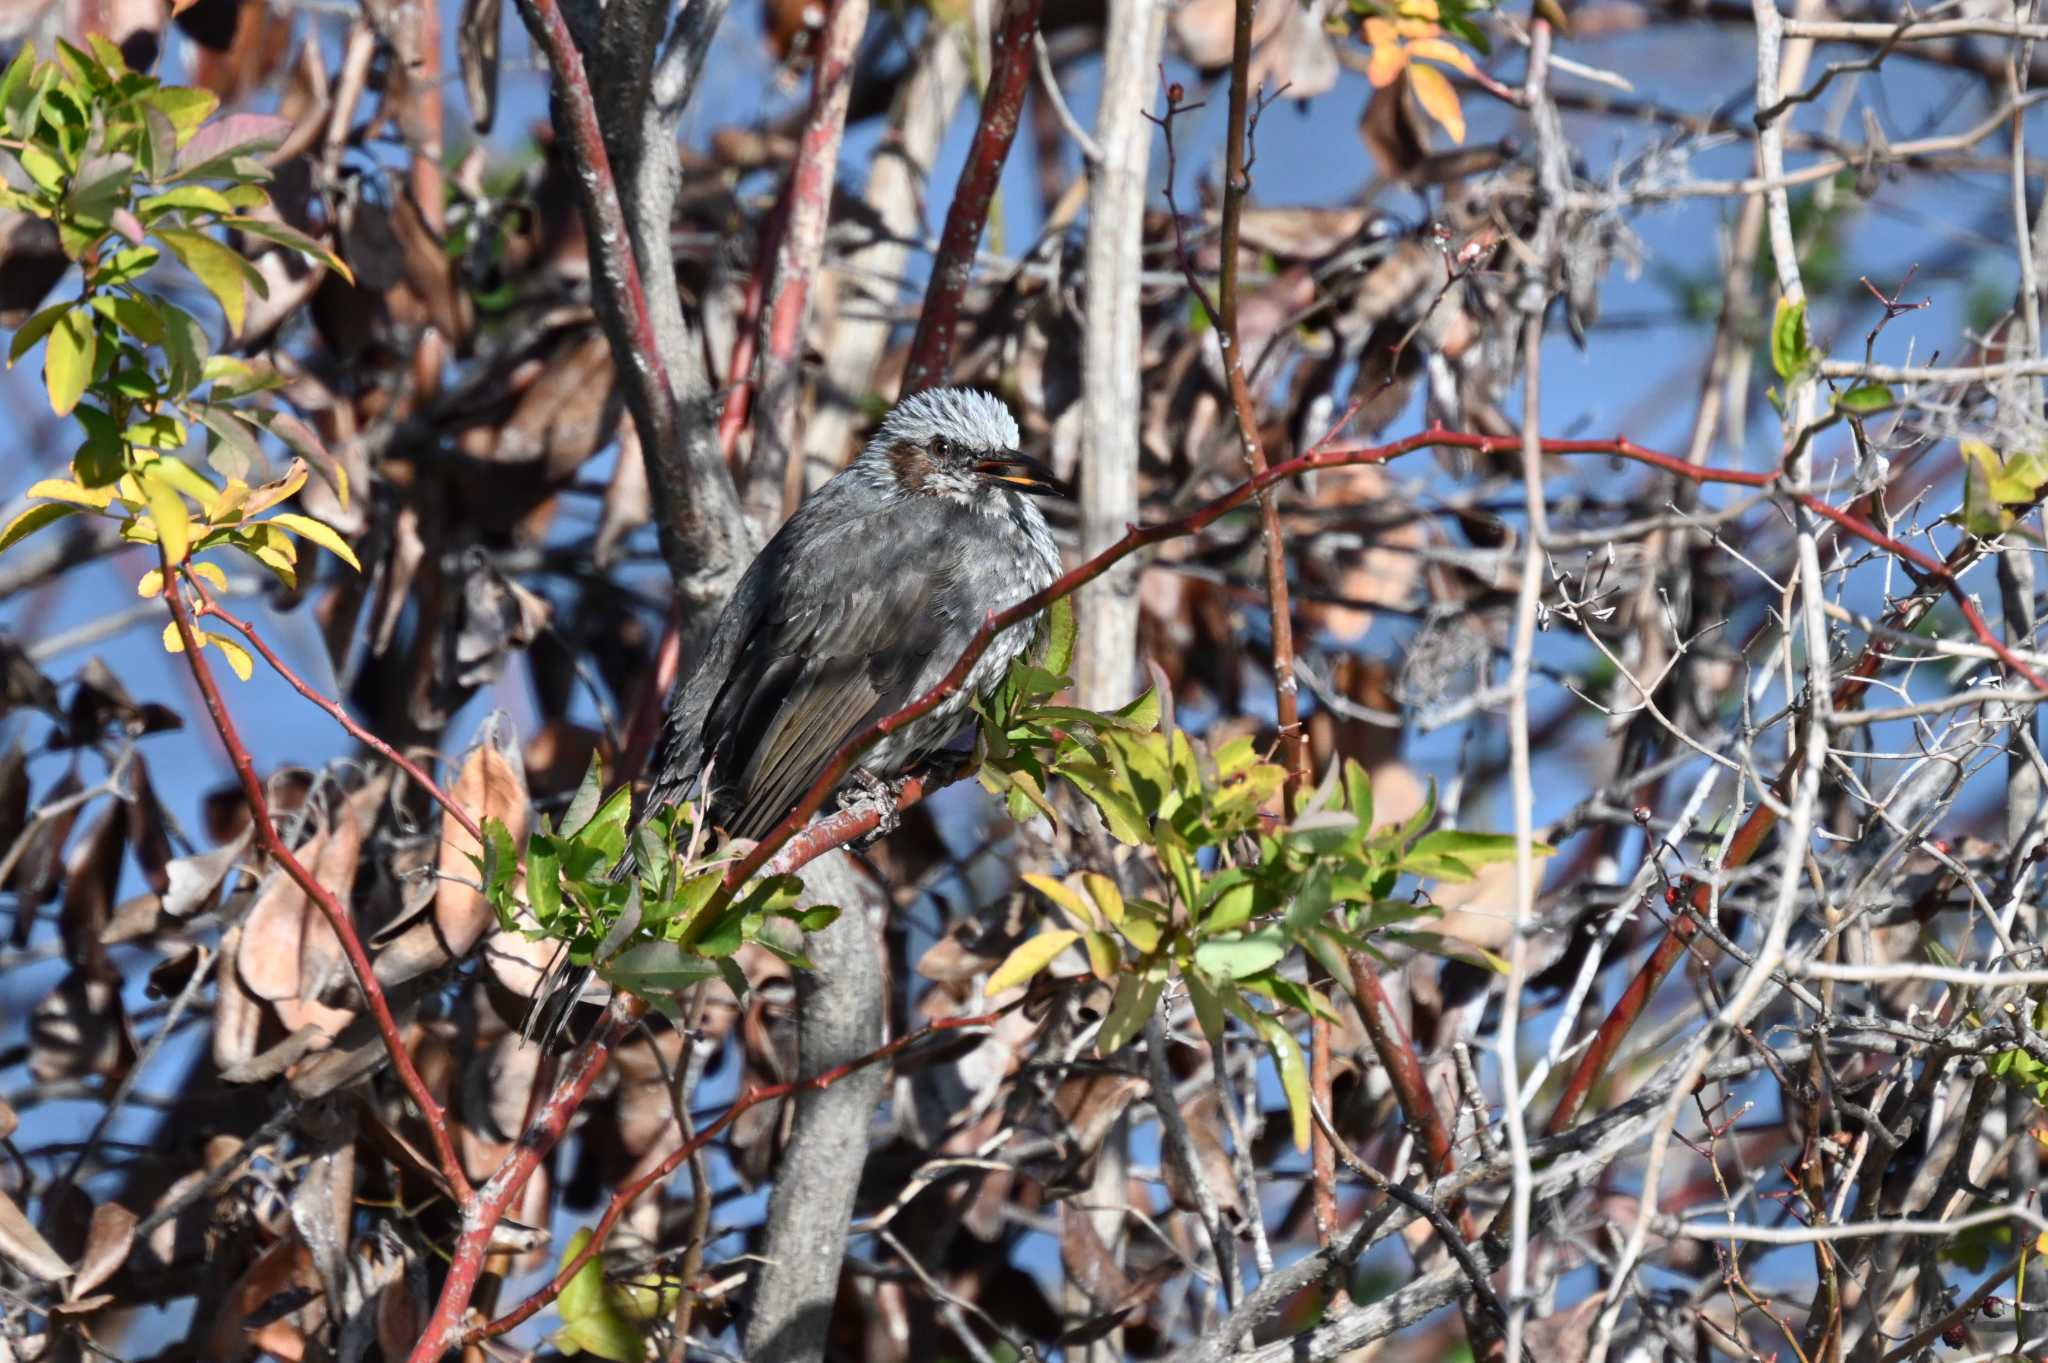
[{"left": 972, "top": 450, "right": 1072, "bottom": 498}]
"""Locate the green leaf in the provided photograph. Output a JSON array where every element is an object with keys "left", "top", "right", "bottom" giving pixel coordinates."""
[
  {"left": 1343, "top": 758, "right": 1374, "bottom": 828},
  {"left": 1770, "top": 294, "right": 1818, "bottom": 381},
  {"left": 1114, "top": 686, "right": 1162, "bottom": 731},
  {"left": 1256, "top": 1014, "right": 1313, "bottom": 1153},
  {"left": 167, "top": 111, "right": 289, "bottom": 180},
  {"left": 42, "top": 305, "right": 94, "bottom": 415},
  {"left": 601, "top": 940, "right": 721, "bottom": 997},
  {"left": 0, "top": 501, "right": 83, "bottom": 553},
  {"left": 985, "top": 929, "right": 1079, "bottom": 995},
  {"left": 525, "top": 836, "right": 562, "bottom": 926},
  {"left": 142, "top": 467, "right": 190, "bottom": 564},
  {"left": 1288, "top": 809, "right": 1360, "bottom": 853},
  {"left": 223, "top": 215, "right": 355, "bottom": 283},
  {"left": 1058, "top": 759, "right": 1149, "bottom": 844},
  {"left": 1096, "top": 966, "right": 1164, "bottom": 1056},
  {"left": 8, "top": 300, "right": 70, "bottom": 366},
  {"left": 1406, "top": 829, "right": 1551, "bottom": 873},
  {"left": 1184, "top": 968, "right": 1227, "bottom": 1047},
  {"left": 1080, "top": 871, "right": 1124, "bottom": 928},
  {"left": 139, "top": 184, "right": 237, "bottom": 220},
  {"left": 1835, "top": 383, "right": 1892, "bottom": 415},
  {"left": 1042, "top": 593, "right": 1076, "bottom": 677},
  {"left": 553, "top": 1229, "right": 646, "bottom": 1363},
  {"left": 1194, "top": 928, "right": 1290, "bottom": 981},
  {"left": 157, "top": 227, "right": 254, "bottom": 332},
  {"left": 1202, "top": 868, "right": 1262, "bottom": 933},
  {"left": 144, "top": 86, "right": 219, "bottom": 147},
  {"left": 559, "top": 756, "right": 606, "bottom": 838},
  {"left": 1283, "top": 865, "right": 1334, "bottom": 935}
]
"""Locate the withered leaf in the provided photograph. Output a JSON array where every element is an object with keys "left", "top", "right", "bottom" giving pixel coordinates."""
[
  {"left": 0, "top": 634, "right": 58, "bottom": 714},
  {"left": 59, "top": 800, "right": 125, "bottom": 972},
  {"left": 375, "top": 712, "right": 529, "bottom": 986},
  {"left": 238, "top": 826, "right": 331, "bottom": 1003},
  {"left": 30, "top": 970, "right": 132, "bottom": 1082},
  {"left": 458, "top": 0, "right": 503, "bottom": 132},
  {"left": 0, "top": 1187, "right": 70, "bottom": 1282},
  {"left": 7, "top": 764, "right": 83, "bottom": 936},
  {"left": 69, "top": 1202, "right": 137, "bottom": 1301}
]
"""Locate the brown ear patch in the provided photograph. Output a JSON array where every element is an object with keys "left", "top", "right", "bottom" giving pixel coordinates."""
[{"left": 886, "top": 440, "right": 932, "bottom": 494}]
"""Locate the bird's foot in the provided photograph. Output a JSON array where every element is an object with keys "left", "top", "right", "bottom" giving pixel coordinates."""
[{"left": 839, "top": 767, "right": 903, "bottom": 846}]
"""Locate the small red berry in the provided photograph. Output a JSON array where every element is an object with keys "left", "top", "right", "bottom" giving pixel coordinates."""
[
  {"left": 1167, "top": 82, "right": 1185, "bottom": 104},
  {"left": 1942, "top": 1321, "right": 1967, "bottom": 1349}
]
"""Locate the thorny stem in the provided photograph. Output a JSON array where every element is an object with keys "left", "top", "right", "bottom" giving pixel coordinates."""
[{"left": 159, "top": 569, "right": 474, "bottom": 1204}]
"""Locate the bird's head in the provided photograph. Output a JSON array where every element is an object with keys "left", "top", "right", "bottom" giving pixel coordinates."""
[{"left": 857, "top": 388, "right": 1070, "bottom": 508}]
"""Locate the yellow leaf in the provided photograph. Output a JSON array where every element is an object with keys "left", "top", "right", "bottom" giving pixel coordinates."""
[
  {"left": 1022, "top": 873, "right": 1098, "bottom": 931},
  {"left": 1405, "top": 36, "right": 1477, "bottom": 76},
  {"left": 137, "top": 569, "right": 164, "bottom": 598},
  {"left": 210, "top": 633, "right": 254, "bottom": 681},
  {"left": 1406, "top": 63, "right": 1466, "bottom": 143},
  {"left": 27, "top": 478, "right": 114, "bottom": 509},
  {"left": 985, "top": 930, "right": 1080, "bottom": 996},
  {"left": 1081, "top": 871, "right": 1125, "bottom": 928},
  {"left": 240, "top": 460, "right": 307, "bottom": 518},
  {"left": 190, "top": 560, "right": 228, "bottom": 591},
  {"left": 146, "top": 456, "right": 223, "bottom": 514},
  {"left": 267, "top": 512, "right": 361, "bottom": 571},
  {"left": 144, "top": 473, "right": 191, "bottom": 565},
  {"left": 161, "top": 621, "right": 187, "bottom": 653},
  {"left": 0, "top": 502, "right": 83, "bottom": 554},
  {"left": 210, "top": 478, "right": 251, "bottom": 525}
]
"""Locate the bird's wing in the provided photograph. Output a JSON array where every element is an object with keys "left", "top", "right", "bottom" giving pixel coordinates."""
[{"left": 700, "top": 505, "right": 965, "bottom": 840}]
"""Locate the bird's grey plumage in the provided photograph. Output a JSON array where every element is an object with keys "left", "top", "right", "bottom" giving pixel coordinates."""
[
  {"left": 524, "top": 390, "right": 1060, "bottom": 1044},
  {"left": 648, "top": 387, "right": 1061, "bottom": 838}
]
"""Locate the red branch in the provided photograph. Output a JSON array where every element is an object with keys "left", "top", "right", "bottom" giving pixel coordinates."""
[
  {"left": 159, "top": 571, "right": 473, "bottom": 1202},
  {"left": 900, "top": 0, "right": 1045, "bottom": 394},
  {"left": 189, "top": 583, "right": 482, "bottom": 844},
  {"left": 406, "top": 994, "right": 648, "bottom": 1362},
  {"left": 1346, "top": 950, "right": 1472, "bottom": 1230},
  {"left": 509, "top": 0, "right": 678, "bottom": 456},
  {"left": 469, "top": 1010, "right": 1004, "bottom": 1342},
  {"left": 716, "top": 186, "right": 793, "bottom": 467},
  {"left": 748, "top": 0, "right": 869, "bottom": 513}
]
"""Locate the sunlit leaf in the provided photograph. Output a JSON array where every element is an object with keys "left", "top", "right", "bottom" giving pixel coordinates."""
[
  {"left": 985, "top": 929, "right": 1079, "bottom": 996},
  {"left": 267, "top": 512, "right": 362, "bottom": 571},
  {"left": 42, "top": 306, "right": 94, "bottom": 415},
  {"left": 0, "top": 502, "right": 82, "bottom": 553}
]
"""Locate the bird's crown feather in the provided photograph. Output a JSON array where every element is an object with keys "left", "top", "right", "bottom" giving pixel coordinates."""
[{"left": 867, "top": 387, "right": 1021, "bottom": 455}]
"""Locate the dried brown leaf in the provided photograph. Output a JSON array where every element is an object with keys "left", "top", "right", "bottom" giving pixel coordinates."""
[
  {"left": 31, "top": 970, "right": 130, "bottom": 1082},
  {"left": 0, "top": 1187, "right": 70, "bottom": 1282},
  {"left": 3, "top": 760, "right": 77, "bottom": 928},
  {"left": 70, "top": 1202, "right": 137, "bottom": 1300},
  {"left": 375, "top": 713, "right": 529, "bottom": 986},
  {"left": 238, "top": 828, "right": 327, "bottom": 1003}
]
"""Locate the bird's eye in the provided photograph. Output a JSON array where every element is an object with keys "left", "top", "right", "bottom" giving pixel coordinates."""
[{"left": 928, "top": 434, "right": 952, "bottom": 460}]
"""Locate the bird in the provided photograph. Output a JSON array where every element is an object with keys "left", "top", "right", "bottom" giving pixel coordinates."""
[{"left": 525, "top": 387, "right": 1066, "bottom": 1040}]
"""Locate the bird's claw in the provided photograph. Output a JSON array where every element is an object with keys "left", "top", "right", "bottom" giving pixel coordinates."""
[{"left": 839, "top": 767, "right": 903, "bottom": 846}]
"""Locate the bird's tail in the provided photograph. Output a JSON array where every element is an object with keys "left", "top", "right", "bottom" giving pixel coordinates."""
[{"left": 518, "top": 842, "right": 638, "bottom": 1052}]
